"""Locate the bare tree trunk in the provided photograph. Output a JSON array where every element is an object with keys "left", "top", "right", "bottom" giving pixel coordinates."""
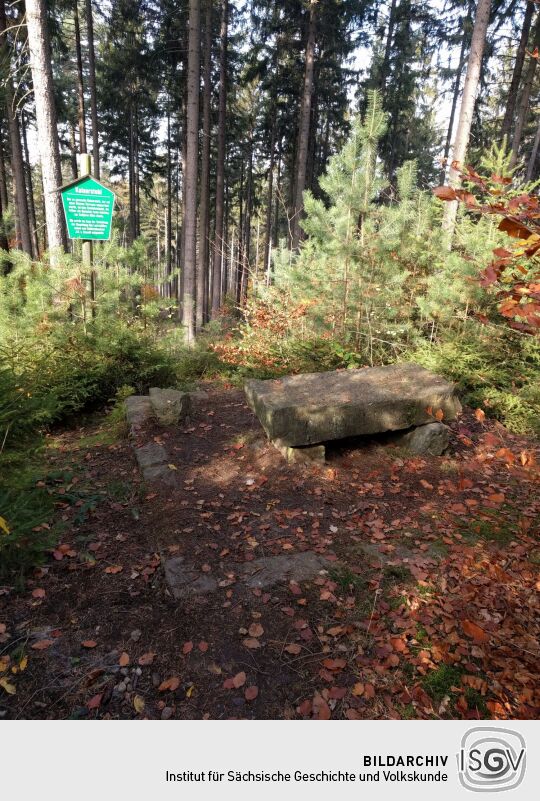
[
  {"left": 264, "top": 117, "right": 276, "bottom": 278},
  {"left": 166, "top": 107, "right": 172, "bottom": 296},
  {"left": 291, "top": 0, "right": 316, "bottom": 250},
  {"left": 85, "top": 0, "right": 100, "bottom": 178},
  {"left": 500, "top": 0, "right": 534, "bottom": 144},
  {"left": 510, "top": 12, "right": 540, "bottom": 168},
  {"left": 211, "top": 0, "right": 228, "bottom": 317},
  {"left": 439, "top": 18, "right": 469, "bottom": 185},
  {"left": 69, "top": 123, "right": 78, "bottom": 179},
  {"left": 74, "top": 0, "right": 87, "bottom": 154},
  {"left": 0, "top": 1, "right": 32, "bottom": 256},
  {"left": 379, "top": 0, "right": 397, "bottom": 93},
  {"left": 128, "top": 101, "right": 136, "bottom": 244},
  {"left": 0, "top": 122, "right": 9, "bottom": 213},
  {"left": 26, "top": 0, "right": 67, "bottom": 256},
  {"left": 21, "top": 111, "right": 40, "bottom": 257},
  {"left": 526, "top": 115, "right": 540, "bottom": 181},
  {"left": 181, "top": 0, "right": 200, "bottom": 343},
  {"left": 442, "top": 0, "right": 492, "bottom": 241},
  {"left": 197, "top": 0, "right": 212, "bottom": 330}
]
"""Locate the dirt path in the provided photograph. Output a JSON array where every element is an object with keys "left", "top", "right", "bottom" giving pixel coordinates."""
[{"left": 1, "top": 385, "right": 539, "bottom": 720}]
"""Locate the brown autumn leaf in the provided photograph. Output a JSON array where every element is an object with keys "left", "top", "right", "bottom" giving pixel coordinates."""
[
  {"left": 32, "top": 588, "right": 46, "bottom": 599},
  {"left": 81, "top": 640, "right": 97, "bottom": 649},
  {"left": 352, "top": 682, "right": 365, "bottom": 697},
  {"left": 198, "top": 641, "right": 209, "bottom": 653},
  {"left": 31, "top": 639, "right": 54, "bottom": 650},
  {"left": 284, "top": 643, "right": 302, "bottom": 655},
  {"left": 104, "top": 565, "right": 123, "bottom": 574},
  {"left": 322, "top": 658, "right": 346, "bottom": 670},
  {"left": 119, "top": 652, "right": 130, "bottom": 667},
  {"left": 475, "top": 408, "right": 486, "bottom": 422},
  {"left": 462, "top": 620, "right": 489, "bottom": 643},
  {"left": 248, "top": 623, "right": 264, "bottom": 638},
  {"left": 242, "top": 638, "right": 261, "bottom": 649},
  {"left": 245, "top": 685, "right": 259, "bottom": 701},
  {"left": 138, "top": 651, "right": 156, "bottom": 666},
  {"left": 232, "top": 671, "right": 246, "bottom": 688},
  {"left": 158, "top": 676, "right": 180, "bottom": 692},
  {"left": 86, "top": 693, "right": 103, "bottom": 710},
  {"left": 433, "top": 185, "right": 457, "bottom": 201},
  {"left": 133, "top": 694, "right": 145, "bottom": 713},
  {"left": 182, "top": 641, "right": 193, "bottom": 655},
  {"left": 435, "top": 408, "right": 444, "bottom": 421},
  {"left": 364, "top": 682, "right": 375, "bottom": 699}
]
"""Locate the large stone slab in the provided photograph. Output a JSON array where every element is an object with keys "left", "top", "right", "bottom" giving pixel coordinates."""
[
  {"left": 240, "top": 552, "right": 330, "bottom": 589},
  {"left": 164, "top": 556, "right": 218, "bottom": 599},
  {"left": 149, "top": 387, "right": 192, "bottom": 426},
  {"left": 126, "top": 396, "right": 153, "bottom": 431},
  {"left": 245, "top": 364, "right": 461, "bottom": 447}
]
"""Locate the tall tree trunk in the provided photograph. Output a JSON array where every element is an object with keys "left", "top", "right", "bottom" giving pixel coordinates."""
[
  {"left": 128, "top": 101, "right": 136, "bottom": 244},
  {"left": 25, "top": 0, "right": 67, "bottom": 256},
  {"left": 21, "top": 111, "right": 39, "bottom": 257},
  {"left": 439, "top": 16, "right": 469, "bottom": 185},
  {"left": 0, "top": 1, "right": 32, "bottom": 256},
  {"left": 211, "top": 0, "right": 228, "bottom": 317},
  {"left": 85, "top": 0, "right": 100, "bottom": 178},
  {"left": 74, "top": 0, "right": 87, "bottom": 154},
  {"left": 510, "top": 11, "right": 540, "bottom": 168},
  {"left": 379, "top": 0, "right": 397, "bottom": 93},
  {"left": 442, "top": 0, "right": 492, "bottom": 241},
  {"left": 291, "top": 0, "right": 317, "bottom": 250},
  {"left": 197, "top": 0, "right": 212, "bottom": 330},
  {"left": 264, "top": 117, "right": 276, "bottom": 278},
  {"left": 0, "top": 122, "right": 9, "bottom": 213},
  {"left": 166, "top": 107, "right": 172, "bottom": 296},
  {"left": 500, "top": 0, "right": 534, "bottom": 144},
  {"left": 526, "top": 115, "right": 540, "bottom": 181},
  {"left": 181, "top": 0, "right": 200, "bottom": 343},
  {"left": 69, "top": 123, "right": 78, "bottom": 179}
]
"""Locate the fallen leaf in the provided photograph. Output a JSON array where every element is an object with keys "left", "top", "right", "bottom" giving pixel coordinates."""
[
  {"left": 104, "top": 565, "right": 123, "bottom": 574},
  {"left": 133, "top": 694, "right": 145, "bottom": 713},
  {"left": 81, "top": 640, "right": 97, "bottom": 649},
  {"left": 248, "top": 623, "right": 264, "bottom": 638},
  {"left": 86, "top": 693, "right": 103, "bottom": 710},
  {"left": 138, "top": 652, "right": 156, "bottom": 666},
  {"left": 0, "top": 677, "right": 16, "bottom": 695},
  {"left": 232, "top": 671, "right": 246, "bottom": 688},
  {"left": 119, "top": 652, "right": 130, "bottom": 667},
  {"left": 284, "top": 643, "right": 302, "bottom": 655},
  {"left": 182, "top": 641, "right": 193, "bottom": 655},
  {"left": 242, "top": 638, "right": 261, "bottom": 649},
  {"left": 198, "top": 641, "right": 209, "bottom": 653},
  {"left": 245, "top": 685, "right": 258, "bottom": 701},
  {"left": 31, "top": 639, "right": 54, "bottom": 650},
  {"left": 352, "top": 682, "right": 365, "bottom": 697},
  {"left": 158, "top": 676, "right": 180, "bottom": 692},
  {"left": 32, "top": 588, "right": 46, "bottom": 599},
  {"left": 462, "top": 620, "right": 489, "bottom": 643}
]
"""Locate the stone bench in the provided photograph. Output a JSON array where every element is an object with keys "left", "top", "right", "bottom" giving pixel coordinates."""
[{"left": 245, "top": 363, "right": 461, "bottom": 462}]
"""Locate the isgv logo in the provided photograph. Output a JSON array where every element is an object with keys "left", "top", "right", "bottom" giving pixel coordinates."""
[{"left": 458, "top": 727, "right": 526, "bottom": 792}]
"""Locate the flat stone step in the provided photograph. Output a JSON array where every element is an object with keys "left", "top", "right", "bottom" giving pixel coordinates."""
[
  {"left": 125, "top": 396, "right": 153, "bottom": 431},
  {"left": 149, "top": 387, "right": 191, "bottom": 426},
  {"left": 245, "top": 363, "right": 461, "bottom": 447},
  {"left": 240, "top": 552, "right": 330, "bottom": 589},
  {"left": 164, "top": 556, "right": 218, "bottom": 599}
]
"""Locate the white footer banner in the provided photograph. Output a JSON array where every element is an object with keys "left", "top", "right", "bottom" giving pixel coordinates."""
[{"left": 3, "top": 720, "right": 538, "bottom": 799}]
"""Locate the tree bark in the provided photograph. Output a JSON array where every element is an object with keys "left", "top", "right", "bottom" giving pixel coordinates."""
[
  {"left": 21, "top": 111, "right": 40, "bottom": 257},
  {"left": 264, "top": 117, "right": 276, "bottom": 279},
  {"left": 181, "top": 0, "right": 200, "bottom": 343},
  {"left": 0, "top": 122, "right": 9, "bottom": 213},
  {"left": 442, "top": 0, "right": 492, "bottom": 241},
  {"left": 211, "top": 0, "right": 228, "bottom": 317},
  {"left": 510, "top": 11, "right": 540, "bottom": 168},
  {"left": 291, "top": 0, "right": 317, "bottom": 250},
  {"left": 500, "top": 0, "right": 534, "bottom": 144},
  {"left": 0, "top": 1, "right": 32, "bottom": 256},
  {"left": 526, "top": 115, "right": 540, "bottom": 181},
  {"left": 439, "top": 17, "right": 469, "bottom": 185},
  {"left": 25, "top": 0, "right": 67, "bottom": 256},
  {"left": 85, "top": 0, "right": 100, "bottom": 178},
  {"left": 379, "top": 0, "right": 398, "bottom": 93},
  {"left": 74, "top": 0, "right": 87, "bottom": 154},
  {"left": 197, "top": 0, "right": 212, "bottom": 330},
  {"left": 166, "top": 106, "right": 172, "bottom": 296}
]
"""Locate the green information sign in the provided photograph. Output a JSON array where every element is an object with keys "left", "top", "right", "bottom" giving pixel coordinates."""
[{"left": 60, "top": 175, "right": 115, "bottom": 241}]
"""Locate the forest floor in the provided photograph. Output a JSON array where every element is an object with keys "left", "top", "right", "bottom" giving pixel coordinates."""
[{"left": 1, "top": 384, "right": 539, "bottom": 720}]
